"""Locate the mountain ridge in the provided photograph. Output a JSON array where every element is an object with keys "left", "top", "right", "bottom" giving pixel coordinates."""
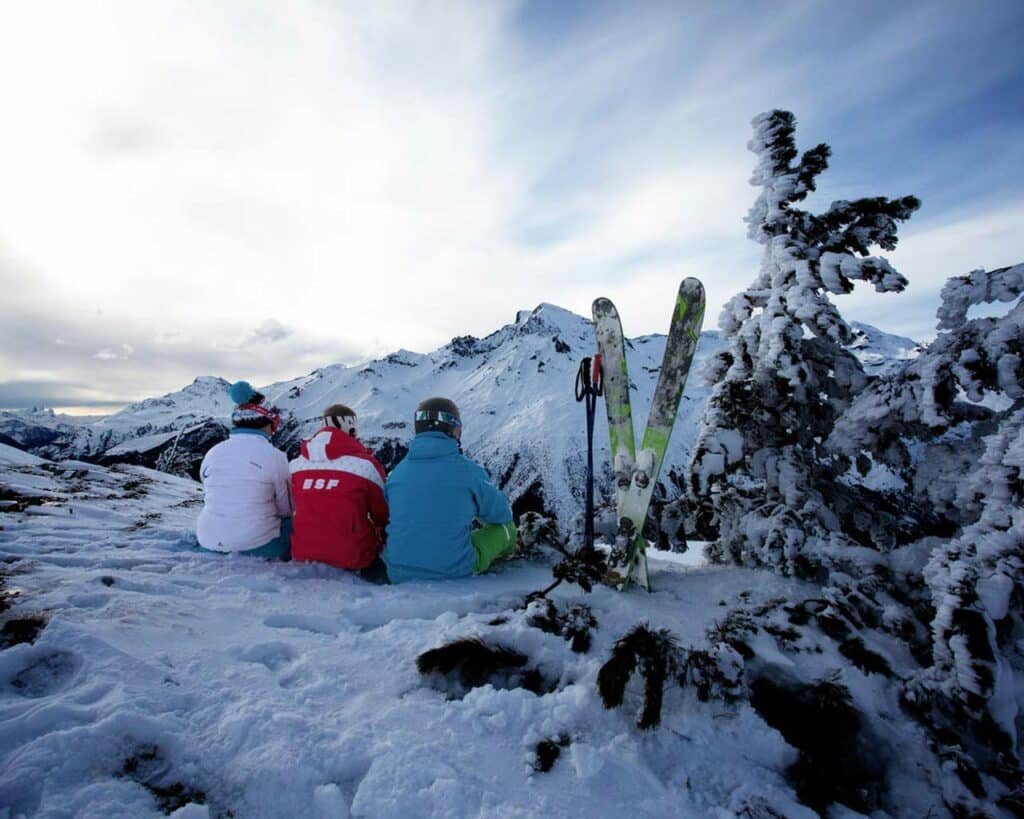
[{"left": 0, "top": 303, "right": 915, "bottom": 532}]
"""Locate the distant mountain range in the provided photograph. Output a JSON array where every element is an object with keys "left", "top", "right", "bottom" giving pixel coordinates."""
[{"left": 0, "top": 305, "right": 918, "bottom": 530}]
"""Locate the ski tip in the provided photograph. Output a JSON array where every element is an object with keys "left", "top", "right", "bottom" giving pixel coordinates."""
[
  {"left": 592, "top": 297, "right": 618, "bottom": 317},
  {"left": 679, "top": 277, "right": 705, "bottom": 296}
]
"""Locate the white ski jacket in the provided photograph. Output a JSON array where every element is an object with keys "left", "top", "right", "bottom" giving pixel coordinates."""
[{"left": 196, "top": 430, "right": 293, "bottom": 552}]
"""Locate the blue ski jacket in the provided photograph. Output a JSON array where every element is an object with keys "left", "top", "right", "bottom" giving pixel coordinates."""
[{"left": 383, "top": 432, "right": 512, "bottom": 583}]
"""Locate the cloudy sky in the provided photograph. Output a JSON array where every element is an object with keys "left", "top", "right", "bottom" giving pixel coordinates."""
[{"left": 1, "top": 0, "right": 1022, "bottom": 412}]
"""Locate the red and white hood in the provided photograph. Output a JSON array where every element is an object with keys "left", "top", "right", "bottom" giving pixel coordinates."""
[{"left": 290, "top": 427, "right": 385, "bottom": 489}]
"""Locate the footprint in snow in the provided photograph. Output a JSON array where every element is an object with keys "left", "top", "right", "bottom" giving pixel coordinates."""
[
  {"left": 67, "top": 592, "right": 112, "bottom": 610},
  {"left": 278, "top": 667, "right": 311, "bottom": 689},
  {"left": 263, "top": 613, "right": 349, "bottom": 636},
  {"left": 6, "top": 649, "right": 80, "bottom": 698},
  {"left": 216, "top": 575, "right": 282, "bottom": 593},
  {"left": 232, "top": 641, "right": 299, "bottom": 671}
]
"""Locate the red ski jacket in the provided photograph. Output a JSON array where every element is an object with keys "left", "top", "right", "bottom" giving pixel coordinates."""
[{"left": 289, "top": 427, "right": 388, "bottom": 570}]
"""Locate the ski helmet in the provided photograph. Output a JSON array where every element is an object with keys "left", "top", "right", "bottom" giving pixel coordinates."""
[
  {"left": 324, "top": 403, "right": 357, "bottom": 437},
  {"left": 414, "top": 397, "right": 461, "bottom": 437}
]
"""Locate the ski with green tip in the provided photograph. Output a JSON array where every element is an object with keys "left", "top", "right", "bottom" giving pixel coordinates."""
[
  {"left": 594, "top": 278, "right": 706, "bottom": 591},
  {"left": 592, "top": 295, "right": 647, "bottom": 588},
  {"left": 592, "top": 297, "right": 637, "bottom": 500}
]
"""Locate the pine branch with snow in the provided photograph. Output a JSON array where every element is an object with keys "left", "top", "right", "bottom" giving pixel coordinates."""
[
  {"left": 829, "top": 264, "right": 1024, "bottom": 525},
  {"left": 911, "top": 400, "right": 1023, "bottom": 767}
]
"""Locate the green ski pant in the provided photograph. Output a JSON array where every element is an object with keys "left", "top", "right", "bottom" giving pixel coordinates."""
[{"left": 471, "top": 521, "right": 518, "bottom": 573}]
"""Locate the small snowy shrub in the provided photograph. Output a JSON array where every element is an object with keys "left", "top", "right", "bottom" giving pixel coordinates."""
[
  {"left": 750, "top": 674, "right": 884, "bottom": 815},
  {"left": 516, "top": 511, "right": 565, "bottom": 559},
  {"left": 528, "top": 543, "right": 608, "bottom": 599},
  {"left": 597, "top": 622, "right": 750, "bottom": 729},
  {"left": 597, "top": 624, "right": 679, "bottom": 729},
  {"left": 526, "top": 598, "right": 598, "bottom": 653},
  {"left": 416, "top": 638, "right": 549, "bottom": 698},
  {"left": 531, "top": 735, "right": 571, "bottom": 773}
]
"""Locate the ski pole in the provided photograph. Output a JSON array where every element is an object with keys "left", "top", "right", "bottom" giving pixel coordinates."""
[{"left": 575, "top": 355, "right": 603, "bottom": 550}]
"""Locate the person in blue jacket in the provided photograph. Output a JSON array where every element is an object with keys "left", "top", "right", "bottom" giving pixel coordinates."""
[{"left": 380, "top": 397, "right": 516, "bottom": 583}]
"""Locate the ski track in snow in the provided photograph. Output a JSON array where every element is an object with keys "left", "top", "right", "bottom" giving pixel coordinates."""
[{"left": 0, "top": 449, "right": 817, "bottom": 819}]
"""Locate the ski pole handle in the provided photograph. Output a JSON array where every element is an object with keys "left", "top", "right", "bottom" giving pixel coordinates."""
[
  {"left": 591, "top": 354, "right": 603, "bottom": 396},
  {"left": 575, "top": 357, "right": 592, "bottom": 402}
]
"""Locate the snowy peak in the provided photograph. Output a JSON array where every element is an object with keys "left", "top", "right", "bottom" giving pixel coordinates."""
[
  {"left": 849, "top": 321, "right": 921, "bottom": 377},
  {"left": 522, "top": 302, "right": 589, "bottom": 336},
  {"left": 98, "top": 376, "right": 232, "bottom": 424},
  {"left": 849, "top": 321, "right": 919, "bottom": 353},
  {"left": 442, "top": 303, "right": 587, "bottom": 361}
]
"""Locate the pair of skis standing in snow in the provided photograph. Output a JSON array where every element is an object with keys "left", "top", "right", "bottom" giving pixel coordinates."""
[{"left": 581, "top": 278, "right": 705, "bottom": 591}]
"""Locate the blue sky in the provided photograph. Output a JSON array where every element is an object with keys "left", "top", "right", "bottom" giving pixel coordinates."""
[{"left": 0, "top": 0, "right": 1021, "bottom": 411}]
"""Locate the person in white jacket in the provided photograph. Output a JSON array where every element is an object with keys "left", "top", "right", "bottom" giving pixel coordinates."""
[{"left": 196, "top": 381, "right": 293, "bottom": 558}]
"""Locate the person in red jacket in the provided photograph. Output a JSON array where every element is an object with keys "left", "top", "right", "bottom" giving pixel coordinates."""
[{"left": 289, "top": 404, "right": 388, "bottom": 570}]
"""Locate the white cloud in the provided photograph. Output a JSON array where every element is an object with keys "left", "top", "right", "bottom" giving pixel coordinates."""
[{"left": 94, "top": 344, "right": 134, "bottom": 361}]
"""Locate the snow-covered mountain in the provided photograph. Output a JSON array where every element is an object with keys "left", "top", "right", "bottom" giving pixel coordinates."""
[
  {"left": 1, "top": 305, "right": 914, "bottom": 531},
  {"left": 848, "top": 321, "right": 921, "bottom": 377}
]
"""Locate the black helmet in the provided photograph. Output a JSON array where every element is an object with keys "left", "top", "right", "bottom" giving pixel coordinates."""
[
  {"left": 415, "top": 397, "right": 461, "bottom": 437},
  {"left": 323, "top": 403, "right": 357, "bottom": 437}
]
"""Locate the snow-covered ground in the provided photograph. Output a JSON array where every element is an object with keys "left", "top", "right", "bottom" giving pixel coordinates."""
[{"left": 0, "top": 446, "right": 838, "bottom": 818}]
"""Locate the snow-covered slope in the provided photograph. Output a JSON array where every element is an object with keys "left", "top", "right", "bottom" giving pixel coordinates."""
[
  {"left": 1, "top": 306, "right": 915, "bottom": 531},
  {"left": 0, "top": 447, "right": 978, "bottom": 818},
  {"left": 0, "top": 409, "right": 92, "bottom": 455},
  {"left": 0, "top": 379, "right": 234, "bottom": 468}
]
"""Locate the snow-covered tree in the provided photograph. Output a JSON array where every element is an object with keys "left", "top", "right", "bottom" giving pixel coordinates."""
[
  {"left": 833, "top": 263, "right": 1024, "bottom": 766},
  {"left": 691, "top": 109, "right": 919, "bottom": 578}
]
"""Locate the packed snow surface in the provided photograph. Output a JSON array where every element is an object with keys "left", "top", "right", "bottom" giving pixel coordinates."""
[{"left": 0, "top": 447, "right": 828, "bottom": 818}]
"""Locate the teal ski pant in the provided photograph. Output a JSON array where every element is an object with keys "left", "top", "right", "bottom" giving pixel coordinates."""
[{"left": 196, "top": 518, "right": 292, "bottom": 561}]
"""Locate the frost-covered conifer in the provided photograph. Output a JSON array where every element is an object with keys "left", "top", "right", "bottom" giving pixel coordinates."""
[
  {"left": 691, "top": 110, "right": 919, "bottom": 577},
  {"left": 858, "top": 263, "right": 1024, "bottom": 762}
]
